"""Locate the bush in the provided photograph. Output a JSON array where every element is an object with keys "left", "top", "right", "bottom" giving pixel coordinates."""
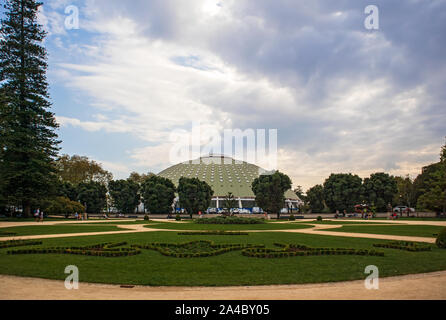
[
  {"left": 373, "top": 241, "right": 431, "bottom": 252},
  {"left": 175, "top": 213, "right": 181, "bottom": 221},
  {"left": 317, "top": 216, "right": 323, "bottom": 221},
  {"left": 144, "top": 214, "right": 149, "bottom": 221},
  {"left": 289, "top": 214, "right": 295, "bottom": 221},
  {"left": 44, "top": 197, "right": 85, "bottom": 216},
  {"left": 177, "top": 231, "right": 249, "bottom": 236},
  {"left": 195, "top": 216, "right": 265, "bottom": 225},
  {"left": 436, "top": 227, "right": 446, "bottom": 249}
]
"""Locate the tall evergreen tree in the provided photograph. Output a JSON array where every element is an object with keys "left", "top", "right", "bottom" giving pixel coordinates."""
[{"left": 0, "top": 0, "right": 59, "bottom": 216}]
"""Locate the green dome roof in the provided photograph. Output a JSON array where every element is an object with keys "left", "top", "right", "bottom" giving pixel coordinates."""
[{"left": 158, "top": 155, "right": 298, "bottom": 200}]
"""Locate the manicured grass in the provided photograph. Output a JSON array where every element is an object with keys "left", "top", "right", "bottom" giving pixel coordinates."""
[
  {"left": 328, "top": 224, "right": 444, "bottom": 238},
  {"left": 145, "top": 221, "right": 315, "bottom": 231},
  {"left": 0, "top": 231, "right": 445, "bottom": 286},
  {"left": 294, "top": 220, "right": 389, "bottom": 225},
  {"left": 372, "top": 217, "right": 446, "bottom": 221},
  {"left": 0, "top": 224, "right": 128, "bottom": 237}
]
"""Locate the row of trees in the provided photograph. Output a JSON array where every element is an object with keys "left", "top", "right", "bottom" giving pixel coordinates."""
[{"left": 298, "top": 141, "right": 446, "bottom": 214}]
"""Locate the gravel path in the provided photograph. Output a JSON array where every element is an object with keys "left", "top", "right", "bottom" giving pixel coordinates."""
[
  {"left": 0, "top": 219, "right": 442, "bottom": 243},
  {"left": 1, "top": 271, "right": 445, "bottom": 300}
]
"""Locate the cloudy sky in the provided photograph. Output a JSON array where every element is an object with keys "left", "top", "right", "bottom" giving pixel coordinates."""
[{"left": 10, "top": 0, "right": 446, "bottom": 190}]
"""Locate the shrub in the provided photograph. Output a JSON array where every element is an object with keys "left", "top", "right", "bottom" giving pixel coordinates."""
[
  {"left": 195, "top": 216, "right": 265, "bottom": 225},
  {"left": 177, "top": 231, "right": 249, "bottom": 236},
  {"left": 44, "top": 197, "right": 85, "bottom": 216},
  {"left": 436, "top": 227, "right": 446, "bottom": 249},
  {"left": 144, "top": 214, "right": 149, "bottom": 221},
  {"left": 289, "top": 214, "right": 295, "bottom": 221},
  {"left": 175, "top": 213, "right": 181, "bottom": 221},
  {"left": 373, "top": 241, "right": 431, "bottom": 252},
  {"left": 317, "top": 216, "right": 323, "bottom": 221},
  {"left": 0, "top": 240, "right": 42, "bottom": 249}
]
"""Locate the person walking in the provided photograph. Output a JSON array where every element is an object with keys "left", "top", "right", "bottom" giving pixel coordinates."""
[
  {"left": 34, "top": 208, "right": 40, "bottom": 222},
  {"left": 39, "top": 210, "right": 44, "bottom": 222}
]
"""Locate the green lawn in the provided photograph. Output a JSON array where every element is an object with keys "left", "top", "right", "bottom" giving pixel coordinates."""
[
  {"left": 0, "top": 224, "right": 128, "bottom": 237},
  {"left": 328, "top": 224, "right": 444, "bottom": 238},
  {"left": 372, "top": 217, "right": 446, "bottom": 221},
  {"left": 1, "top": 231, "right": 445, "bottom": 286},
  {"left": 293, "top": 220, "right": 388, "bottom": 225},
  {"left": 144, "top": 221, "right": 315, "bottom": 231}
]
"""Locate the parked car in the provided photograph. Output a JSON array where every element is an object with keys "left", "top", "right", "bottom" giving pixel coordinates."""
[{"left": 393, "top": 206, "right": 415, "bottom": 213}]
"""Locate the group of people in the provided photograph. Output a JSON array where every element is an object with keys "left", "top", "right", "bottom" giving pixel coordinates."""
[
  {"left": 74, "top": 212, "right": 86, "bottom": 220},
  {"left": 33, "top": 208, "right": 44, "bottom": 222}
]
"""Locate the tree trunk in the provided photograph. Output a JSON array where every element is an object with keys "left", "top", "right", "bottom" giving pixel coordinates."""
[{"left": 23, "top": 202, "right": 31, "bottom": 218}]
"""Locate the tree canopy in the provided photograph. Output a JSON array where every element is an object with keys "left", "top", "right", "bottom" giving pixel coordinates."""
[
  {"left": 251, "top": 171, "right": 292, "bottom": 219},
  {"left": 55, "top": 154, "right": 113, "bottom": 185},
  {"left": 141, "top": 175, "right": 176, "bottom": 214},
  {"left": 416, "top": 141, "right": 446, "bottom": 214},
  {"left": 323, "top": 173, "right": 362, "bottom": 212},
  {"left": 178, "top": 177, "right": 213, "bottom": 217},
  {"left": 362, "top": 172, "right": 398, "bottom": 212},
  {"left": 306, "top": 184, "right": 325, "bottom": 213},
  {"left": 394, "top": 175, "right": 416, "bottom": 208},
  {"left": 76, "top": 181, "right": 107, "bottom": 214},
  {"left": 108, "top": 179, "right": 140, "bottom": 214},
  {"left": 0, "top": 0, "right": 60, "bottom": 216}
]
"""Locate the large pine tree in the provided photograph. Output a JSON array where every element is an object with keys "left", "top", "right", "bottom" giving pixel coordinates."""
[{"left": 0, "top": 0, "right": 59, "bottom": 216}]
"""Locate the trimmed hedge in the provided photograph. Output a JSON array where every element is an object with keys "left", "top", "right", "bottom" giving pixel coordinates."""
[
  {"left": 373, "top": 241, "right": 432, "bottom": 252},
  {"left": 195, "top": 216, "right": 265, "bottom": 225},
  {"left": 0, "top": 232, "right": 17, "bottom": 237},
  {"left": 132, "top": 240, "right": 264, "bottom": 258},
  {"left": 242, "top": 242, "right": 385, "bottom": 258},
  {"left": 7, "top": 241, "right": 141, "bottom": 257},
  {"left": 0, "top": 240, "right": 42, "bottom": 249},
  {"left": 436, "top": 227, "right": 446, "bottom": 249},
  {"left": 177, "top": 231, "right": 249, "bottom": 236}
]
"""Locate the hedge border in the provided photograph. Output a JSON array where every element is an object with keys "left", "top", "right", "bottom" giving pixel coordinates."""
[
  {"left": 177, "top": 231, "right": 249, "bottom": 236},
  {"left": 373, "top": 241, "right": 431, "bottom": 252},
  {"left": 195, "top": 217, "right": 266, "bottom": 225},
  {"left": 132, "top": 240, "right": 264, "bottom": 258},
  {"left": 242, "top": 242, "right": 385, "bottom": 258},
  {"left": 7, "top": 241, "right": 142, "bottom": 257},
  {"left": 0, "top": 240, "right": 42, "bottom": 249}
]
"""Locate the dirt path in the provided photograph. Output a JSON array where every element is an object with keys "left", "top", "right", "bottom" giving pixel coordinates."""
[
  {"left": 0, "top": 220, "right": 440, "bottom": 243},
  {"left": 1, "top": 271, "right": 445, "bottom": 300},
  {"left": 0, "top": 219, "right": 139, "bottom": 229}
]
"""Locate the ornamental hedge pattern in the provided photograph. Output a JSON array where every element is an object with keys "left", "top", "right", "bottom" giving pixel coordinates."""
[
  {"left": 3, "top": 240, "right": 390, "bottom": 259},
  {"left": 132, "top": 240, "right": 264, "bottom": 258},
  {"left": 373, "top": 241, "right": 432, "bottom": 252},
  {"left": 195, "top": 217, "right": 265, "bottom": 225},
  {"left": 241, "top": 242, "right": 385, "bottom": 258},
  {"left": 0, "top": 232, "right": 17, "bottom": 237},
  {"left": 7, "top": 241, "right": 142, "bottom": 257},
  {"left": 177, "top": 231, "right": 249, "bottom": 236},
  {"left": 0, "top": 240, "right": 42, "bottom": 249}
]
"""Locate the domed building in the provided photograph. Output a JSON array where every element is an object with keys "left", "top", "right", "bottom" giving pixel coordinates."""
[{"left": 158, "top": 154, "right": 301, "bottom": 212}]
